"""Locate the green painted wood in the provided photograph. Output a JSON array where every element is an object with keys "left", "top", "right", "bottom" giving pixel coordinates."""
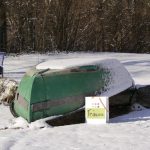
[{"left": 13, "top": 65, "right": 110, "bottom": 122}]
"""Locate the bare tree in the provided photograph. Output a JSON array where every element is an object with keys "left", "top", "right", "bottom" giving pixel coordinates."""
[
  {"left": 3, "top": 0, "right": 150, "bottom": 53},
  {"left": 0, "top": 0, "right": 7, "bottom": 51}
]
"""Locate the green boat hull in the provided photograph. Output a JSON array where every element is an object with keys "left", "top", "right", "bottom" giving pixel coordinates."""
[{"left": 12, "top": 65, "right": 110, "bottom": 122}]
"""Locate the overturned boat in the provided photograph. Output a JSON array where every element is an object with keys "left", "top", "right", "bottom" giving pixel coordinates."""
[{"left": 10, "top": 58, "right": 134, "bottom": 122}]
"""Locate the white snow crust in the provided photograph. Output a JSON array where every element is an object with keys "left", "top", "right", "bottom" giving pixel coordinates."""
[{"left": 37, "top": 58, "right": 133, "bottom": 97}]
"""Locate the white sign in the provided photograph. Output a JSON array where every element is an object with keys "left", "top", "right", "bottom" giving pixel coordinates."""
[{"left": 85, "top": 97, "right": 109, "bottom": 124}]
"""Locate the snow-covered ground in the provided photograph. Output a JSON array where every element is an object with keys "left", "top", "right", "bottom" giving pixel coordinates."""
[{"left": 0, "top": 52, "right": 150, "bottom": 150}]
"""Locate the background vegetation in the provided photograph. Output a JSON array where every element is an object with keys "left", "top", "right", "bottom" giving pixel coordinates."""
[{"left": 0, "top": 0, "right": 150, "bottom": 53}]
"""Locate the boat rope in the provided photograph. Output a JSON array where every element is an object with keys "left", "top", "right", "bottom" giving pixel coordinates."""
[{"left": 92, "top": 97, "right": 109, "bottom": 112}]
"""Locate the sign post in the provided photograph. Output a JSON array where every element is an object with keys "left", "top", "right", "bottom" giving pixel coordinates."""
[{"left": 85, "top": 97, "right": 109, "bottom": 124}]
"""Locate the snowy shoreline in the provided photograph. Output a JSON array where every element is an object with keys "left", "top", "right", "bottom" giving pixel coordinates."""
[
  {"left": 1, "top": 52, "right": 150, "bottom": 150},
  {"left": 4, "top": 52, "right": 150, "bottom": 85}
]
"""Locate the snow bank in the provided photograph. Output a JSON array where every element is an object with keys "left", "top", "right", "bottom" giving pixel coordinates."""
[{"left": 7, "top": 117, "right": 52, "bottom": 130}]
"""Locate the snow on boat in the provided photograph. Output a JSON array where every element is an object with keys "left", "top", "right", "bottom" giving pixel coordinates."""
[{"left": 10, "top": 59, "right": 133, "bottom": 122}]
